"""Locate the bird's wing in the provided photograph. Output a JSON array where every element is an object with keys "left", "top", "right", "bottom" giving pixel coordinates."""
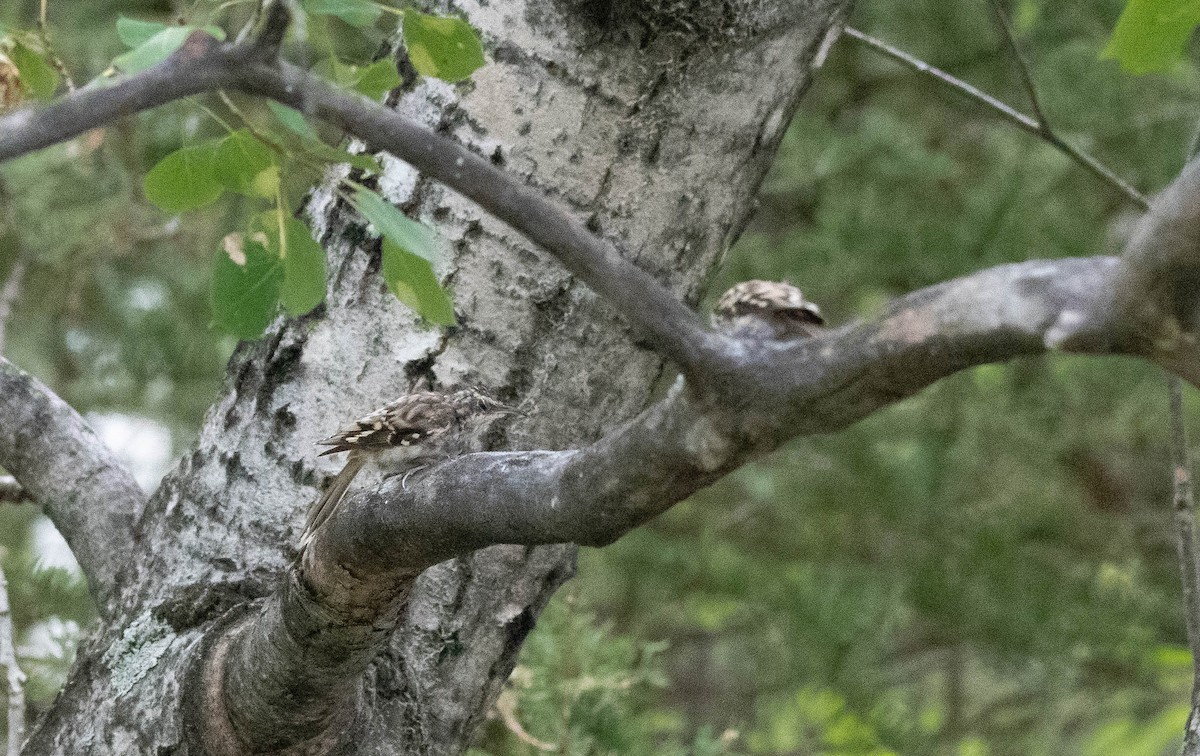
[{"left": 317, "top": 395, "right": 454, "bottom": 455}]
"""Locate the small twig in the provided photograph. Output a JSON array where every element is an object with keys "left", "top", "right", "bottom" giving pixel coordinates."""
[
  {"left": 34, "top": 1, "right": 75, "bottom": 93},
  {"left": 0, "top": 566, "right": 25, "bottom": 756},
  {"left": 0, "top": 259, "right": 26, "bottom": 356},
  {"left": 843, "top": 26, "right": 1150, "bottom": 210},
  {"left": 1170, "top": 377, "right": 1200, "bottom": 755},
  {"left": 987, "top": 0, "right": 1048, "bottom": 128},
  {"left": 494, "top": 688, "right": 556, "bottom": 752},
  {"left": 245, "top": 0, "right": 290, "bottom": 59}
]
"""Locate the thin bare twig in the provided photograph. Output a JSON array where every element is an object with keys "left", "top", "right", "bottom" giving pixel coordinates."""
[
  {"left": 843, "top": 26, "right": 1150, "bottom": 210},
  {"left": 0, "top": 568, "right": 25, "bottom": 756},
  {"left": 1171, "top": 377, "right": 1200, "bottom": 755},
  {"left": 987, "top": 0, "right": 1048, "bottom": 128},
  {"left": 34, "top": 1, "right": 74, "bottom": 93},
  {"left": 0, "top": 259, "right": 26, "bottom": 356},
  {"left": 494, "top": 688, "right": 556, "bottom": 752}
]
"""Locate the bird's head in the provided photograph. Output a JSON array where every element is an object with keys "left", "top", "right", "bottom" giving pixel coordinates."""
[
  {"left": 449, "top": 387, "right": 523, "bottom": 419},
  {"left": 712, "top": 280, "right": 824, "bottom": 339}
]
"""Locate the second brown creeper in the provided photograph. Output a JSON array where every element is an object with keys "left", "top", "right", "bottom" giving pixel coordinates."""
[
  {"left": 299, "top": 387, "right": 518, "bottom": 549},
  {"left": 711, "top": 280, "right": 825, "bottom": 340}
]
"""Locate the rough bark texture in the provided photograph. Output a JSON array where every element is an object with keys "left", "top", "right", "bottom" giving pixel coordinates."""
[
  {"left": 0, "top": 359, "right": 144, "bottom": 608},
  {"left": 22, "top": 1, "right": 848, "bottom": 752}
]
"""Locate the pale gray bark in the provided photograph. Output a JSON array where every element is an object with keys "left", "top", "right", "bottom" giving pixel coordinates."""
[
  {"left": 14, "top": 1, "right": 854, "bottom": 753},
  {"left": 0, "top": 358, "right": 144, "bottom": 608},
  {"left": 3, "top": 0, "right": 1198, "bottom": 751}
]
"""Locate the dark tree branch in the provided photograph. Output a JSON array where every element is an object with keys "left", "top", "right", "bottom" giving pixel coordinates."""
[
  {"left": 2, "top": 6, "right": 1197, "bottom": 750},
  {"left": 221, "top": 254, "right": 1135, "bottom": 751},
  {"left": 236, "top": 62, "right": 726, "bottom": 377},
  {"left": 0, "top": 32, "right": 232, "bottom": 159},
  {"left": 0, "top": 22, "right": 724, "bottom": 379},
  {"left": 0, "top": 357, "right": 145, "bottom": 608},
  {"left": 1044, "top": 158, "right": 1200, "bottom": 382},
  {"left": 228, "top": 150, "right": 1200, "bottom": 748},
  {"left": 315, "top": 256, "right": 1134, "bottom": 574}
]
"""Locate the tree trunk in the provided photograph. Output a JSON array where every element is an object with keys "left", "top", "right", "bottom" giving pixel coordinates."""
[{"left": 24, "top": 1, "right": 849, "bottom": 752}]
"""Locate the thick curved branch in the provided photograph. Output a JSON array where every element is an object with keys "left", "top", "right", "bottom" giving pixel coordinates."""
[
  {"left": 236, "top": 61, "right": 724, "bottom": 375},
  {"left": 0, "top": 358, "right": 145, "bottom": 608},
  {"left": 225, "top": 146, "right": 1199, "bottom": 739},
  {"left": 3, "top": 6, "right": 1195, "bottom": 750},
  {"left": 0, "top": 21, "right": 723, "bottom": 378},
  {"left": 318, "top": 256, "right": 1128, "bottom": 574},
  {"left": 0, "top": 32, "right": 236, "bottom": 159},
  {"left": 217, "top": 254, "right": 1128, "bottom": 750},
  {"left": 1047, "top": 157, "right": 1200, "bottom": 383}
]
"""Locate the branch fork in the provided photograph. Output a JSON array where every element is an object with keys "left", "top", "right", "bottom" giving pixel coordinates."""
[{"left": 0, "top": 2, "right": 1198, "bottom": 752}]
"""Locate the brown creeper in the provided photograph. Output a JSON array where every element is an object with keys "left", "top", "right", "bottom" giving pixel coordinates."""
[
  {"left": 299, "top": 387, "right": 518, "bottom": 549},
  {"left": 711, "top": 280, "right": 825, "bottom": 340}
]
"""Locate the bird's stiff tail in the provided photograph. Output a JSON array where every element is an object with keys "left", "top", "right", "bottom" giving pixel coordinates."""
[{"left": 299, "top": 455, "right": 367, "bottom": 550}]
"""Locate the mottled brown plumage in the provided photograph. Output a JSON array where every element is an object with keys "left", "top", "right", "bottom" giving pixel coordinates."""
[
  {"left": 712, "top": 280, "right": 824, "bottom": 340},
  {"left": 300, "top": 388, "right": 516, "bottom": 549}
]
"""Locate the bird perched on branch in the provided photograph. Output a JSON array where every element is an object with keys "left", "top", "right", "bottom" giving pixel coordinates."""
[
  {"left": 299, "top": 387, "right": 518, "bottom": 550},
  {"left": 711, "top": 280, "right": 825, "bottom": 340}
]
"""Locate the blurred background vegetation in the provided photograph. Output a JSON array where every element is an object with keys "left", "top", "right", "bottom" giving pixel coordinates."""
[{"left": 0, "top": 0, "right": 1197, "bottom": 754}]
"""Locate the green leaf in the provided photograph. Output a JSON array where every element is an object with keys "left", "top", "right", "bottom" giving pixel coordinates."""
[
  {"left": 349, "top": 186, "right": 450, "bottom": 321},
  {"left": 314, "top": 57, "right": 402, "bottom": 100},
  {"left": 267, "top": 101, "right": 320, "bottom": 140},
  {"left": 311, "top": 56, "right": 356, "bottom": 87},
  {"left": 278, "top": 217, "right": 327, "bottom": 315},
  {"left": 350, "top": 186, "right": 438, "bottom": 264},
  {"left": 303, "top": 0, "right": 381, "bottom": 27},
  {"left": 1102, "top": 0, "right": 1200, "bottom": 74},
  {"left": 402, "top": 12, "right": 486, "bottom": 82},
  {"left": 300, "top": 137, "right": 382, "bottom": 171},
  {"left": 143, "top": 143, "right": 224, "bottom": 212},
  {"left": 213, "top": 130, "right": 278, "bottom": 197},
  {"left": 9, "top": 42, "right": 59, "bottom": 100},
  {"left": 382, "top": 238, "right": 455, "bottom": 324},
  {"left": 116, "top": 17, "right": 166, "bottom": 48},
  {"left": 256, "top": 114, "right": 381, "bottom": 172},
  {"left": 110, "top": 26, "right": 190, "bottom": 75},
  {"left": 351, "top": 59, "right": 402, "bottom": 99},
  {"left": 212, "top": 234, "right": 282, "bottom": 338}
]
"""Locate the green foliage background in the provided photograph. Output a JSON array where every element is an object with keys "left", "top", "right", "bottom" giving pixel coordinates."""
[{"left": 0, "top": 0, "right": 1198, "bottom": 754}]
